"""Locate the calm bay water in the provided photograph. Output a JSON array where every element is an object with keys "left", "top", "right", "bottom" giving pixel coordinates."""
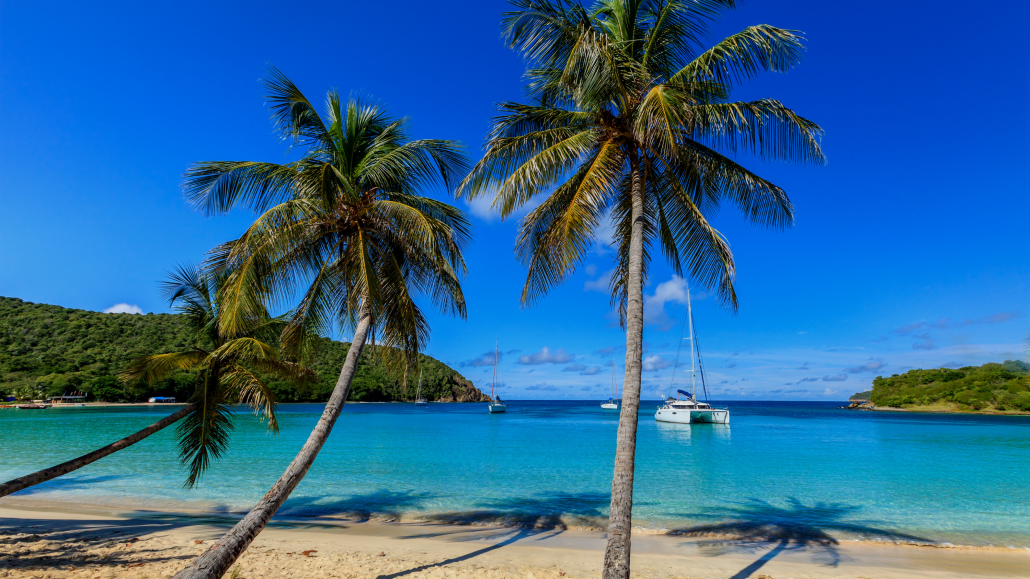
[{"left": 2, "top": 401, "right": 1029, "bottom": 548}]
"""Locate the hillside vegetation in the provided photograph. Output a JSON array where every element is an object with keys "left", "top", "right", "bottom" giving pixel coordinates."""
[
  {"left": 869, "top": 361, "right": 1030, "bottom": 412},
  {"left": 0, "top": 297, "right": 486, "bottom": 403}
]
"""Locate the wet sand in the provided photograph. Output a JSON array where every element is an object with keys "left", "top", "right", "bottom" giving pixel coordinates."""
[{"left": 1, "top": 503, "right": 1027, "bottom": 578}]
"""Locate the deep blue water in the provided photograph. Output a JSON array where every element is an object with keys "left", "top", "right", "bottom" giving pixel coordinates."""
[{"left": 2, "top": 400, "right": 1029, "bottom": 548}]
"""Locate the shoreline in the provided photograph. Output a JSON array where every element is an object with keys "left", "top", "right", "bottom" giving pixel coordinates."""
[
  {"left": 843, "top": 402, "right": 1030, "bottom": 416},
  {"left": 1, "top": 503, "right": 1027, "bottom": 579}
]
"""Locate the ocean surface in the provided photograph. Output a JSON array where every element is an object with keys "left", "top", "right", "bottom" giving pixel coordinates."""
[{"left": 2, "top": 400, "right": 1029, "bottom": 548}]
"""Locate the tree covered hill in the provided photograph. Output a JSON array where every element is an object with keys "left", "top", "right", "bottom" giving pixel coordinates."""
[
  {"left": 0, "top": 296, "right": 487, "bottom": 403},
  {"left": 867, "top": 361, "right": 1030, "bottom": 412}
]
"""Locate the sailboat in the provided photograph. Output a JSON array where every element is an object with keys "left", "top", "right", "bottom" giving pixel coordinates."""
[
  {"left": 488, "top": 340, "right": 507, "bottom": 413},
  {"left": 601, "top": 357, "right": 619, "bottom": 409},
  {"left": 655, "top": 285, "right": 730, "bottom": 425},
  {"left": 414, "top": 368, "right": 427, "bottom": 406}
]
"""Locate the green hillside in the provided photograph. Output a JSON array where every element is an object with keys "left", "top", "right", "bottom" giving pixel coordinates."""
[
  {"left": 0, "top": 296, "right": 487, "bottom": 403},
  {"left": 868, "top": 361, "right": 1030, "bottom": 413}
]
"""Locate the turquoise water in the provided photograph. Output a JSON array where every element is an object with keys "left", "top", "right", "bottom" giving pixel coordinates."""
[{"left": 2, "top": 401, "right": 1029, "bottom": 548}]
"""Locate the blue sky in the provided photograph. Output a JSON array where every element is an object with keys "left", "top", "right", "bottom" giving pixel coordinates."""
[{"left": 2, "top": 1, "right": 1028, "bottom": 401}]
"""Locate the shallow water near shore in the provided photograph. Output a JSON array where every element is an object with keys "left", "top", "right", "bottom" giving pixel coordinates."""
[{"left": 2, "top": 400, "right": 1028, "bottom": 548}]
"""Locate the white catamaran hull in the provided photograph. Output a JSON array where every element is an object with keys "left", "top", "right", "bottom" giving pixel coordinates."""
[
  {"left": 655, "top": 407, "right": 691, "bottom": 424},
  {"left": 601, "top": 403, "right": 618, "bottom": 410},
  {"left": 691, "top": 409, "right": 729, "bottom": 424},
  {"left": 488, "top": 404, "right": 507, "bottom": 413}
]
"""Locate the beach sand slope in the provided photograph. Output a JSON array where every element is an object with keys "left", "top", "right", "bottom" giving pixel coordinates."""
[{"left": 1, "top": 505, "right": 1027, "bottom": 579}]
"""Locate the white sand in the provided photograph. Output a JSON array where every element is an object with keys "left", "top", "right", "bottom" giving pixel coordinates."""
[{"left": 1, "top": 503, "right": 1027, "bottom": 579}]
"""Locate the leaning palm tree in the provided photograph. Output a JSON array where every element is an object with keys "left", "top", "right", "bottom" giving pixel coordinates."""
[
  {"left": 459, "top": 2, "right": 825, "bottom": 577},
  {"left": 170, "top": 68, "right": 470, "bottom": 579},
  {"left": 0, "top": 265, "right": 307, "bottom": 497},
  {"left": 123, "top": 264, "right": 313, "bottom": 487}
]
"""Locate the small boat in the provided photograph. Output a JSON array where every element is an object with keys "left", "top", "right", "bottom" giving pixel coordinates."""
[
  {"left": 601, "top": 357, "right": 620, "bottom": 410},
  {"left": 487, "top": 339, "right": 507, "bottom": 413},
  {"left": 655, "top": 285, "right": 729, "bottom": 425},
  {"left": 414, "top": 368, "right": 428, "bottom": 406},
  {"left": 17, "top": 404, "right": 48, "bottom": 410}
]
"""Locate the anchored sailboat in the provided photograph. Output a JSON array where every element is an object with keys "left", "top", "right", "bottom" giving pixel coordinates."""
[
  {"left": 655, "top": 285, "right": 730, "bottom": 425},
  {"left": 488, "top": 340, "right": 507, "bottom": 413},
  {"left": 414, "top": 367, "right": 427, "bottom": 406},
  {"left": 601, "top": 357, "right": 619, "bottom": 410}
]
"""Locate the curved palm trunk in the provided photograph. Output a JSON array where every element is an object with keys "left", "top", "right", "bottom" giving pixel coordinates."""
[
  {"left": 0, "top": 402, "right": 198, "bottom": 498},
  {"left": 171, "top": 308, "right": 372, "bottom": 579},
  {"left": 603, "top": 153, "right": 646, "bottom": 579}
]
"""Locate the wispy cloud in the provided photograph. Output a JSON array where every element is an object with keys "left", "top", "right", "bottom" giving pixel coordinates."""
[
  {"left": 844, "top": 358, "right": 887, "bottom": 374},
  {"left": 584, "top": 268, "right": 614, "bottom": 293},
  {"left": 912, "top": 333, "right": 935, "bottom": 350},
  {"left": 594, "top": 345, "right": 623, "bottom": 357},
  {"left": 822, "top": 374, "right": 847, "bottom": 382},
  {"left": 518, "top": 347, "right": 574, "bottom": 365},
  {"left": 462, "top": 351, "right": 500, "bottom": 367},
  {"left": 893, "top": 311, "right": 1021, "bottom": 336},
  {"left": 525, "top": 383, "right": 559, "bottom": 392},
  {"left": 103, "top": 303, "right": 143, "bottom": 314}
]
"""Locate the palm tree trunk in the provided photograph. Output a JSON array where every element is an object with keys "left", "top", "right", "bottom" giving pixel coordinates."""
[
  {"left": 171, "top": 307, "right": 373, "bottom": 579},
  {"left": 602, "top": 151, "right": 646, "bottom": 579},
  {"left": 0, "top": 402, "right": 198, "bottom": 498}
]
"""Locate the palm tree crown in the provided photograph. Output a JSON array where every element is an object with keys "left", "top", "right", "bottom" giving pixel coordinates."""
[
  {"left": 184, "top": 68, "right": 471, "bottom": 370},
  {"left": 122, "top": 265, "right": 312, "bottom": 487},
  {"left": 460, "top": 0, "right": 824, "bottom": 318}
]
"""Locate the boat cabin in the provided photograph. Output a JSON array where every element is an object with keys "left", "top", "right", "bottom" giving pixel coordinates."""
[{"left": 148, "top": 396, "right": 177, "bottom": 403}]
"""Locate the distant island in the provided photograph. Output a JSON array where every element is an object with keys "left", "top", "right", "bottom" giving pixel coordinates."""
[
  {"left": 0, "top": 297, "right": 489, "bottom": 404},
  {"left": 848, "top": 360, "right": 1030, "bottom": 414}
]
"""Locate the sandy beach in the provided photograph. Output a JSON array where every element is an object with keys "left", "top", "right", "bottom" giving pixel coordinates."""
[{"left": 1, "top": 501, "right": 1027, "bottom": 579}]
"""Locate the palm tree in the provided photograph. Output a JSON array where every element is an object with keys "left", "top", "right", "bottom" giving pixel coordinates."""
[
  {"left": 0, "top": 265, "right": 305, "bottom": 498},
  {"left": 170, "top": 68, "right": 470, "bottom": 579},
  {"left": 458, "top": 2, "right": 825, "bottom": 577}
]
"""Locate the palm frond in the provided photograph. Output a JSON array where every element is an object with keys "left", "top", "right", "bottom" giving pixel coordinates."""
[
  {"left": 176, "top": 368, "right": 233, "bottom": 488},
  {"left": 670, "top": 24, "right": 807, "bottom": 87}
]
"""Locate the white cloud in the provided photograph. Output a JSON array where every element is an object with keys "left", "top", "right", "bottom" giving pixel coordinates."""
[
  {"left": 642, "top": 355, "right": 674, "bottom": 372},
  {"left": 822, "top": 374, "right": 847, "bottom": 382},
  {"left": 593, "top": 213, "right": 616, "bottom": 255},
  {"left": 103, "top": 303, "right": 143, "bottom": 315},
  {"left": 585, "top": 264, "right": 598, "bottom": 277},
  {"left": 643, "top": 275, "right": 703, "bottom": 329},
  {"left": 466, "top": 196, "right": 499, "bottom": 220},
  {"left": 518, "top": 347, "right": 574, "bottom": 365}
]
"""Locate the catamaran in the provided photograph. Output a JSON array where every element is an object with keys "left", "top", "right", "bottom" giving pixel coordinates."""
[
  {"left": 655, "top": 285, "right": 730, "bottom": 425},
  {"left": 414, "top": 368, "right": 427, "bottom": 406},
  {"left": 488, "top": 340, "right": 507, "bottom": 413},
  {"left": 601, "top": 357, "right": 619, "bottom": 409}
]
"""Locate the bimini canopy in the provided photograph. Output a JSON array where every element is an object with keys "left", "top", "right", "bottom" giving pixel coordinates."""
[{"left": 677, "top": 389, "right": 692, "bottom": 399}]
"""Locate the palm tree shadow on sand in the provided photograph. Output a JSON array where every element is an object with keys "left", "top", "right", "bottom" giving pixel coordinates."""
[{"left": 669, "top": 497, "right": 934, "bottom": 579}]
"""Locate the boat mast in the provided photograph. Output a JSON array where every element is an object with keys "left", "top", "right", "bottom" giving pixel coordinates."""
[
  {"left": 611, "top": 356, "right": 616, "bottom": 400},
  {"left": 416, "top": 368, "right": 423, "bottom": 400},
  {"left": 687, "top": 285, "right": 697, "bottom": 401},
  {"left": 492, "top": 338, "right": 498, "bottom": 399}
]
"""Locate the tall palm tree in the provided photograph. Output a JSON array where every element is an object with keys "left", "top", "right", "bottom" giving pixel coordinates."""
[
  {"left": 458, "top": 2, "right": 825, "bottom": 577},
  {"left": 170, "top": 68, "right": 470, "bottom": 579},
  {"left": 0, "top": 265, "right": 305, "bottom": 498}
]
